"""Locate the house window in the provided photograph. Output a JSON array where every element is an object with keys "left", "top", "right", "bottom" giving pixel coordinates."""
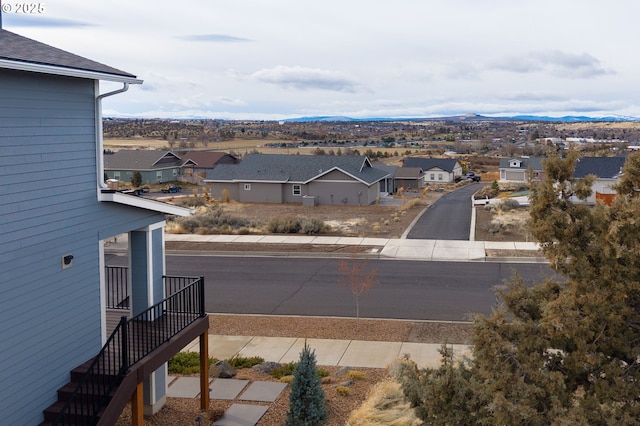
[
  {"left": 292, "top": 184, "right": 301, "bottom": 196},
  {"left": 244, "top": 183, "right": 251, "bottom": 190},
  {"left": 438, "top": 174, "right": 443, "bottom": 181},
  {"left": 430, "top": 173, "right": 435, "bottom": 180}
]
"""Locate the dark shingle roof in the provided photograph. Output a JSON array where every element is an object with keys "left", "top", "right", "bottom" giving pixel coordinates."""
[
  {"left": 180, "top": 151, "right": 239, "bottom": 168},
  {"left": 402, "top": 157, "right": 459, "bottom": 172},
  {"left": 206, "top": 154, "right": 389, "bottom": 185},
  {"left": 573, "top": 156, "right": 626, "bottom": 179},
  {"left": 498, "top": 157, "right": 544, "bottom": 170},
  {"left": 0, "top": 29, "right": 137, "bottom": 79},
  {"left": 394, "top": 167, "right": 423, "bottom": 179},
  {"left": 104, "top": 151, "right": 188, "bottom": 170}
]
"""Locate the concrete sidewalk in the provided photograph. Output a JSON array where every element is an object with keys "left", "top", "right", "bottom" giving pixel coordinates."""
[
  {"left": 182, "top": 334, "right": 471, "bottom": 370},
  {"left": 106, "top": 233, "right": 544, "bottom": 262}
]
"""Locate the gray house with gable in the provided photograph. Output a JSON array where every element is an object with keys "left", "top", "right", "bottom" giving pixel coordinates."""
[
  {"left": 205, "top": 153, "right": 389, "bottom": 205},
  {"left": 0, "top": 29, "right": 209, "bottom": 425},
  {"left": 499, "top": 157, "right": 545, "bottom": 182},
  {"left": 402, "top": 157, "right": 463, "bottom": 184}
]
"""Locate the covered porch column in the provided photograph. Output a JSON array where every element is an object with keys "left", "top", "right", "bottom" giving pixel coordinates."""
[{"left": 129, "top": 221, "right": 167, "bottom": 415}]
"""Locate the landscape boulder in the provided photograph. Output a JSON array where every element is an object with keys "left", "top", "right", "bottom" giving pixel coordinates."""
[{"left": 210, "top": 360, "right": 236, "bottom": 378}]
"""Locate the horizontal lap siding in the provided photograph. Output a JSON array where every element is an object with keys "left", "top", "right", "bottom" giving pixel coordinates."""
[{"left": 0, "top": 69, "right": 162, "bottom": 425}]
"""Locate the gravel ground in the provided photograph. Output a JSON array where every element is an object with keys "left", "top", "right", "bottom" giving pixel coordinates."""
[{"left": 115, "top": 315, "right": 472, "bottom": 425}]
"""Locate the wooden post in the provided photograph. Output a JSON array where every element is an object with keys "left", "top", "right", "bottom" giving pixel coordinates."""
[
  {"left": 200, "top": 332, "right": 210, "bottom": 410},
  {"left": 131, "top": 382, "right": 144, "bottom": 426}
]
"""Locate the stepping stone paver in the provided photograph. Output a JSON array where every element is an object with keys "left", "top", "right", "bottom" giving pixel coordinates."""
[
  {"left": 167, "top": 377, "right": 206, "bottom": 398},
  {"left": 215, "top": 404, "right": 269, "bottom": 426},
  {"left": 239, "top": 381, "right": 287, "bottom": 402},
  {"left": 210, "top": 378, "right": 249, "bottom": 400}
]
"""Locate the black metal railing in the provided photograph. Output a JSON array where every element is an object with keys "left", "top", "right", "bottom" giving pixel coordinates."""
[
  {"left": 53, "top": 275, "right": 205, "bottom": 425},
  {"left": 105, "top": 266, "right": 129, "bottom": 309},
  {"left": 105, "top": 267, "right": 199, "bottom": 310}
]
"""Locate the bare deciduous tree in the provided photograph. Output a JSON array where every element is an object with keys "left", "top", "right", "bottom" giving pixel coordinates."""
[{"left": 338, "top": 255, "right": 379, "bottom": 338}]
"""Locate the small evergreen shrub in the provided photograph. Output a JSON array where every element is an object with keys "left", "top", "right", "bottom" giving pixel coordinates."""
[
  {"left": 335, "top": 386, "right": 350, "bottom": 396},
  {"left": 226, "top": 355, "right": 264, "bottom": 369},
  {"left": 271, "top": 362, "right": 297, "bottom": 379},
  {"left": 347, "top": 370, "right": 366, "bottom": 381},
  {"left": 168, "top": 352, "right": 216, "bottom": 374},
  {"left": 285, "top": 342, "right": 327, "bottom": 425}
]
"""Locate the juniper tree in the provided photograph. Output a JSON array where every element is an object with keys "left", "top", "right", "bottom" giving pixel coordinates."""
[
  {"left": 399, "top": 151, "right": 640, "bottom": 425},
  {"left": 285, "top": 342, "right": 327, "bottom": 426}
]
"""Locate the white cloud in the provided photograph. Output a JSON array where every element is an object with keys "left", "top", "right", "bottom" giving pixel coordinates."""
[
  {"left": 491, "top": 50, "right": 613, "bottom": 79},
  {"left": 9, "top": 0, "right": 640, "bottom": 119},
  {"left": 249, "top": 66, "right": 364, "bottom": 93}
]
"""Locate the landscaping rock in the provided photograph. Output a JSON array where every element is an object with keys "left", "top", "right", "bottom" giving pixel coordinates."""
[
  {"left": 252, "top": 361, "right": 280, "bottom": 374},
  {"left": 210, "top": 360, "right": 236, "bottom": 378},
  {"left": 333, "top": 366, "right": 351, "bottom": 377}
]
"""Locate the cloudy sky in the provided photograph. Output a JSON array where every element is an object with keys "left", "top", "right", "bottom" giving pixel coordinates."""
[{"left": 4, "top": 0, "right": 640, "bottom": 120}]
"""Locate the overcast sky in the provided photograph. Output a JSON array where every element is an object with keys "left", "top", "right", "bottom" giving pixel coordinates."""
[{"left": 4, "top": 0, "right": 640, "bottom": 120}]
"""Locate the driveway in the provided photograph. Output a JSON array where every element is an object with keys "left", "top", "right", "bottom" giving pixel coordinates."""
[{"left": 405, "top": 183, "right": 484, "bottom": 240}]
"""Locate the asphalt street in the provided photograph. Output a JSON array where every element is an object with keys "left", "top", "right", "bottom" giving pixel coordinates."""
[
  {"left": 106, "top": 253, "right": 557, "bottom": 321},
  {"left": 406, "top": 182, "right": 485, "bottom": 240}
]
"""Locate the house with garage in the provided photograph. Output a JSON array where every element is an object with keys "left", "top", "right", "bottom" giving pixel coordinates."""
[
  {"left": 393, "top": 167, "right": 424, "bottom": 191},
  {"left": 179, "top": 150, "right": 239, "bottom": 183},
  {"left": 402, "top": 157, "right": 463, "bottom": 184},
  {"left": 499, "top": 157, "right": 545, "bottom": 182},
  {"left": 0, "top": 29, "right": 209, "bottom": 425},
  {"left": 104, "top": 150, "right": 195, "bottom": 185},
  {"left": 205, "top": 153, "right": 390, "bottom": 205},
  {"left": 572, "top": 156, "right": 627, "bottom": 204}
]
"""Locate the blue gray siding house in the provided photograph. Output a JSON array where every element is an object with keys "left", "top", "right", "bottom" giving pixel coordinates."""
[
  {"left": 205, "top": 153, "right": 389, "bottom": 206},
  {"left": 0, "top": 29, "right": 207, "bottom": 425},
  {"left": 104, "top": 150, "right": 195, "bottom": 185}
]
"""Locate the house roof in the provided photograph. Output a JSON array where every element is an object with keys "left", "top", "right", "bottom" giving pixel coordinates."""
[
  {"left": 499, "top": 157, "right": 544, "bottom": 170},
  {"left": 573, "top": 156, "right": 627, "bottom": 179},
  {"left": 374, "top": 164, "right": 398, "bottom": 178},
  {"left": 179, "top": 151, "right": 238, "bottom": 168},
  {"left": 104, "top": 150, "right": 194, "bottom": 171},
  {"left": 394, "top": 167, "right": 423, "bottom": 179},
  {"left": 206, "top": 154, "right": 389, "bottom": 185},
  {"left": 402, "top": 157, "right": 460, "bottom": 173},
  {"left": 0, "top": 29, "right": 141, "bottom": 83}
]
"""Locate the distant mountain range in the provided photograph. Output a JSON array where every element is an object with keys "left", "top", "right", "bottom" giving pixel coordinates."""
[{"left": 284, "top": 114, "right": 640, "bottom": 123}]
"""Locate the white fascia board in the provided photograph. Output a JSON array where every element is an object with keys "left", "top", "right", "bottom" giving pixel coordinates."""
[
  {"left": 304, "top": 166, "right": 366, "bottom": 185},
  {"left": 100, "top": 191, "right": 193, "bottom": 216},
  {"left": 0, "top": 59, "right": 143, "bottom": 84}
]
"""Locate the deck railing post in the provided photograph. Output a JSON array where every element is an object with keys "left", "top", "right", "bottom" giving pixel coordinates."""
[
  {"left": 199, "top": 276, "right": 205, "bottom": 317},
  {"left": 120, "top": 315, "right": 129, "bottom": 374}
]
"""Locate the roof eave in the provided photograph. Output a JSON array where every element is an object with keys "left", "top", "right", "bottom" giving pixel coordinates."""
[
  {"left": 100, "top": 190, "right": 193, "bottom": 217},
  {"left": 0, "top": 58, "right": 143, "bottom": 84}
]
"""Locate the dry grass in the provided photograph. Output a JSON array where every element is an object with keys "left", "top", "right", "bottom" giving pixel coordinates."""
[{"left": 347, "top": 379, "right": 422, "bottom": 426}]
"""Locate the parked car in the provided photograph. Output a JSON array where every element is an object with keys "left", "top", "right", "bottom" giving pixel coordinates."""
[
  {"left": 161, "top": 184, "right": 182, "bottom": 193},
  {"left": 455, "top": 172, "right": 481, "bottom": 183}
]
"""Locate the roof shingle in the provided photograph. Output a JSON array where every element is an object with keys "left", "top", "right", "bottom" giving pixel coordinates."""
[{"left": 0, "top": 29, "right": 137, "bottom": 79}]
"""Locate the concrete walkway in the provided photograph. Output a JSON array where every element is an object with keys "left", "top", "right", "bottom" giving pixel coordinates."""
[
  {"left": 106, "top": 233, "right": 544, "bottom": 262},
  {"left": 182, "top": 334, "right": 471, "bottom": 370}
]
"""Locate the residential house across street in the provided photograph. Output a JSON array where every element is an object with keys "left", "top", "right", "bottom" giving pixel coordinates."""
[
  {"left": 499, "top": 157, "right": 545, "bottom": 182},
  {"left": 402, "top": 157, "right": 463, "bottom": 184},
  {"left": 205, "top": 153, "right": 390, "bottom": 205}
]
